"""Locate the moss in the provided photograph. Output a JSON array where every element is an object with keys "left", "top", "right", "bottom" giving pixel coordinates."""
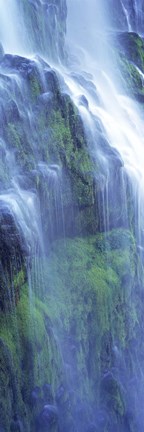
[
  {"left": 29, "top": 74, "right": 41, "bottom": 99},
  {"left": 115, "top": 32, "right": 144, "bottom": 71},
  {"left": 116, "top": 52, "right": 144, "bottom": 96},
  {"left": 7, "top": 123, "right": 21, "bottom": 149},
  {"left": 36, "top": 96, "right": 97, "bottom": 238},
  {"left": 21, "top": 0, "right": 67, "bottom": 60},
  {"left": 123, "top": 32, "right": 144, "bottom": 71},
  {"left": 0, "top": 159, "right": 9, "bottom": 186},
  {"left": 113, "top": 32, "right": 144, "bottom": 99},
  {"left": 101, "top": 374, "right": 125, "bottom": 417},
  {"left": 28, "top": 230, "right": 137, "bottom": 402},
  {"left": 14, "top": 269, "right": 25, "bottom": 300},
  {"left": 0, "top": 282, "right": 64, "bottom": 431},
  {"left": 0, "top": 229, "right": 141, "bottom": 430}
]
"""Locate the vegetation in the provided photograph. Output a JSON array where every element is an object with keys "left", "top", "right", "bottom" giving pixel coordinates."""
[
  {"left": 0, "top": 5, "right": 144, "bottom": 432},
  {"left": 0, "top": 229, "right": 141, "bottom": 430}
]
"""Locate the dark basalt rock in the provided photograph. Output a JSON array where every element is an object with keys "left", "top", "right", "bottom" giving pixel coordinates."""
[
  {"left": 0, "top": 202, "right": 27, "bottom": 309},
  {"left": 10, "top": 415, "right": 23, "bottom": 432},
  {"left": 38, "top": 91, "right": 53, "bottom": 105},
  {"left": 70, "top": 72, "right": 100, "bottom": 102},
  {"left": 43, "top": 384, "right": 53, "bottom": 404},
  {"left": 35, "top": 405, "right": 58, "bottom": 431},
  {"left": 95, "top": 410, "right": 108, "bottom": 428},
  {"left": 19, "top": 0, "right": 67, "bottom": 60},
  {"left": 104, "top": 0, "right": 140, "bottom": 32},
  {"left": 0, "top": 202, "right": 28, "bottom": 263},
  {"left": 86, "top": 423, "right": 98, "bottom": 432},
  {"left": 55, "top": 385, "right": 65, "bottom": 404},
  {"left": 30, "top": 386, "right": 41, "bottom": 406},
  {"left": 78, "top": 95, "right": 89, "bottom": 109},
  {"left": 44, "top": 70, "right": 60, "bottom": 94},
  {"left": 1, "top": 55, "right": 36, "bottom": 74},
  {"left": 98, "top": 134, "right": 123, "bottom": 170},
  {"left": 115, "top": 32, "right": 144, "bottom": 71},
  {"left": 0, "top": 55, "right": 44, "bottom": 96},
  {"left": 5, "top": 99, "right": 20, "bottom": 123}
]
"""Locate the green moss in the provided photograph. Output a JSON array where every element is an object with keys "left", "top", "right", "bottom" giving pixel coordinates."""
[
  {"left": 117, "top": 53, "right": 144, "bottom": 95},
  {"left": 36, "top": 96, "right": 97, "bottom": 236},
  {"left": 0, "top": 229, "right": 139, "bottom": 429},
  {"left": 29, "top": 74, "right": 41, "bottom": 99},
  {"left": 0, "top": 282, "right": 64, "bottom": 430},
  {"left": 101, "top": 374, "right": 125, "bottom": 417},
  {"left": 7, "top": 123, "right": 21, "bottom": 149},
  {"left": 124, "top": 33, "right": 144, "bottom": 71},
  {"left": 28, "top": 229, "right": 136, "bottom": 403},
  {"left": 14, "top": 269, "right": 25, "bottom": 293},
  {"left": 114, "top": 32, "right": 144, "bottom": 98},
  {"left": 0, "top": 158, "right": 9, "bottom": 185}
]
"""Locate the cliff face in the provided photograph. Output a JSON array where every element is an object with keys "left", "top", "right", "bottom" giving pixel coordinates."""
[
  {"left": 0, "top": 2, "right": 144, "bottom": 432},
  {"left": 21, "top": 0, "right": 67, "bottom": 59},
  {"left": 105, "top": 0, "right": 144, "bottom": 32}
]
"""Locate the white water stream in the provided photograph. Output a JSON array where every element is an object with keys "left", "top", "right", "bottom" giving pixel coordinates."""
[
  {"left": 0, "top": 0, "right": 28, "bottom": 55},
  {"left": 0, "top": 0, "right": 144, "bottom": 248},
  {"left": 121, "top": 1, "right": 132, "bottom": 31},
  {"left": 64, "top": 0, "right": 144, "bottom": 247},
  {"left": 0, "top": 1, "right": 144, "bottom": 429}
]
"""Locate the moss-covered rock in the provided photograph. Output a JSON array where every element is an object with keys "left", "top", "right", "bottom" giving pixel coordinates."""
[
  {"left": 0, "top": 27, "right": 144, "bottom": 432},
  {"left": 113, "top": 32, "right": 144, "bottom": 100},
  {"left": 0, "top": 283, "right": 64, "bottom": 431},
  {"left": 116, "top": 32, "right": 144, "bottom": 71},
  {"left": 20, "top": 0, "right": 67, "bottom": 60},
  {"left": 0, "top": 53, "right": 127, "bottom": 243},
  {"left": 0, "top": 229, "right": 139, "bottom": 431}
]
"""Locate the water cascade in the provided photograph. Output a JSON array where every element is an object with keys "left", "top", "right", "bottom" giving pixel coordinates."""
[
  {"left": 121, "top": 1, "right": 132, "bottom": 31},
  {"left": 0, "top": 1, "right": 144, "bottom": 432}
]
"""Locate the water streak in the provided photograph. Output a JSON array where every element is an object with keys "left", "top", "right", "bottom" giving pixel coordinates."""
[
  {"left": 121, "top": 0, "right": 132, "bottom": 31},
  {"left": 0, "top": 0, "right": 27, "bottom": 55}
]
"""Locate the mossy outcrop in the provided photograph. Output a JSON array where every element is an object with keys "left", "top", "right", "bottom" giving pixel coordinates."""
[
  {"left": 0, "top": 53, "right": 125, "bottom": 243},
  {"left": 19, "top": 0, "right": 67, "bottom": 60},
  {"left": 116, "top": 32, "right": 144, "bottom": 71},
  {"left": 0, "top": 229, "right": 141, "bottom": 431},
  {"left": 113, "top": 32, "right": 144, "bottom": 101},
  {"left": 0, "top": 12, "right": 144, "bottom": 432}
]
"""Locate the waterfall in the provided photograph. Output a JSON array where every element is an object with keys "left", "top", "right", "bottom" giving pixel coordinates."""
[
  {"left": 0, "top": 1, "right": 144, "bottom": 432},
  {"left": 65, "top": 0, "right": 144, "bottom": 246},
  {"left": 0, "top": 0, "right": 67, "bottom": 59},
  {"left": 120, "top": 0, "right": 144, "bottom": 33},
  {"left": 0, "top": 0, "right": 28, "bottom": 55},
  {"left": 133, "top": 0, "right": 144, "bottom": 32},
  {"left": 121, "top": 1, "right": 132, "bottom": 31}
]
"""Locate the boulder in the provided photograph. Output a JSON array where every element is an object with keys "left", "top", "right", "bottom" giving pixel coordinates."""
[{"left": 35, "top": 405, "right": 58, "bottom": 431}]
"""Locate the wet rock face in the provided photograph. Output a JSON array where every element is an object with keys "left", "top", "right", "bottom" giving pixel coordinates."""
[
  {"left": 0, "top": 8, "right": 143, "bottom": 432},
  {"left": 104, "top": 0, "right": 144, "bottom": 32},
  {"left": 20, "top": 0, "right": 67, "bottom": 60},
  {"left": 35, "top": 405, "right": 58, "bottom": 432},
  {"left": 10, "top": 415, "right": 24, "bottom": 432},
  {"left": 116, "top": 32, "right": 144, "bottom": 72},
  {"left": 113, "top": 31, "right": 144, "bottom": 101},
  {"left": 0, "top": 202, "right": 27, "bottom": 310},
  {"left": 0, "top": 203, "right": 26, "bottom": 260},
  {"left": 0, "top": 51, "right": 126, "bottom": 246}
]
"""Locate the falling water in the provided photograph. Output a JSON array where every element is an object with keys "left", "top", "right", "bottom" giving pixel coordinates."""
[
  {"left": 121, "top": 1, "right": 132, "bottom": 31},
  {"left": 65, "top": 0, "right": 144, "bottom": 247},
  {"left": 0, "top": 0, "right": 144, "bottom": 431},
  {"left": 0, "top": 0, "right": 28, "bottom": 55},
  {"left": 120, "top": 0, "right": 144, "bottom": 33},
  {"left": 133, "top": 0, "right": 144, "bottom": 32}
]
